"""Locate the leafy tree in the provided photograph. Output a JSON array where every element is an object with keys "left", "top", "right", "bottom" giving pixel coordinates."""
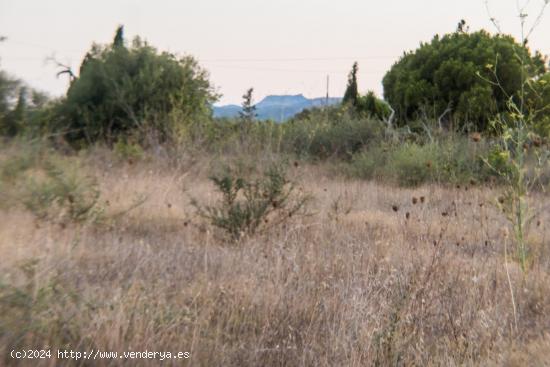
[
  {"left": 343, "top": 62, "right": 359, "bottom": 107},
  {"left": 382, "top": 30, "right": 547, "bottom": 131},
  {"left": 57, "top": 26, "right": 218, "bottom": 145}
]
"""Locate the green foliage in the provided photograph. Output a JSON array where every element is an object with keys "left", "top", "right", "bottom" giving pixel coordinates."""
[
  {"left": 0, "top": 71, "right": 21, "bottom": 136},
  {"left": 347, "top": 145, "right": 388, "bottom": 180},
  {"left": 114, "top": 138, "right": 144, "bottom": 162},
  {"left": 486, "top": 145, "right": 514, "bottom": 179},
  {"left": 113, "top": 25, "right": 124, "bottom": 49},
  {"left": 239, "top": 87, "right": 257, "bottom": 123},
  {"left": 341, "top": 62, "right": 391, "bottom": 120},
  {"left": 343, "top": 62, "right": 359, "bottom": 106},
  {"left": 20, "top": 161, "right": 102, "bottom": 223},
  {"left": 57, "top": 26, "right": 217, "bottom": 145},
  {"left": 485, "top": 110, "right": 550, "bottom": 271},
  {"left": 282, "top": 107, "right": 385, "bottom": 160},
  {"left": 0, "top": 143, "right": 102, "bottom": 223},
  {"left": 390, "top": 143, "right": 438, "bottom": 186},
  {"left": 382, "top": 30, "right": 547, "bottom": 130},
  {"left": 348, "top": 135, "right": 491, "bottom": 186},
  {"left": 527, "top": 72, "right": 550, "bottom": 137},
  {"left": 0, "top": 67, "right": 52, "bottom": 138},
  {"left": 356, "top": 91, "right": 392, "bottom": 120},
  {"left": 193, "top": 164, "right": 310, "bottom": 240}
]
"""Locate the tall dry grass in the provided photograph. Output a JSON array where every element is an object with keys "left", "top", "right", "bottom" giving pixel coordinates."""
[{"left": 1, "top": 148, "right": 550, "bottom": 366}]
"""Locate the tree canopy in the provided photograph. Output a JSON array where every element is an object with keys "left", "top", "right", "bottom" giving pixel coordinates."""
[
  {"left": 58, "top": 26, "right": 218, "bottom": 144},
  {"left": 382, "top": 29, "right": 547, "bottom": 131}
]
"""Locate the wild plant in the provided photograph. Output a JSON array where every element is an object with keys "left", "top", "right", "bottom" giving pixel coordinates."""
[
  {"left": 193, "top": 163, "right": 310, "bottom": 240},
  {"left": 482, "top": 0, "right": 550, "bottom": 271}
]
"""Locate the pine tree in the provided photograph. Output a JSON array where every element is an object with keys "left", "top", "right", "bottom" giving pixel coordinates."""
[{"left": 343, "top": 62, "right": 359, "bottom": 107}]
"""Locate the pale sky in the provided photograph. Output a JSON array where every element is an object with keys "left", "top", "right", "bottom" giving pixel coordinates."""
[{"left": 0, "top": 0, "right": 549, "bottom": 105}]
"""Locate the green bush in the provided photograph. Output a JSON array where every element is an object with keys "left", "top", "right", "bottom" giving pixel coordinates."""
[
  {"left": 0, "top": 142, "right": 102, "bottom": 223},
  {"left": 193, "top": 164, "right": 310, "bottom": 240},
  {"left": 20, "top": 160, "right": 102, "bottom": 223},
  {"left": 348, "top": 145, "right": 389, "bottom": 180},
  {"left": 282, "top": 108, "right": 385, "bottom": 160},
  {"left": 383, "top": 30, "right": 547, "bottom": 130},
  {"left": 114, "top": 139, "right": 144, "bottom": 162},
  {"left": 390, "top": 143, "right": 437, "bottom": 186},
  {"left": 347, "top": 135, "right": 492, "bottom": 186},
  {"left": 57, "top": 26, "right": 217, "bottom": 145},
  {"left": 431, "top": 137, "right": 489, "bottom": 183}
]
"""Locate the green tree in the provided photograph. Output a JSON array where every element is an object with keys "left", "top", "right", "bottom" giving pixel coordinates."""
[
  {"left": 239, "top": 87, "right": 256, "bottom": 123},
  {"left": 57, "top": 26, "right": 218, "bottom": 145},
  {"left": 113, "top": 25, "right": 124, "bottom": 49},
  {"left": 343, "top": 62, "right": 359, "bottom": 107},
  {"left": 0, "top": 72, "right": 20, "bottom": 136},
  {"left": 6, "top": 87, "right": 27, "bottom": 136},
  {"left": 382, "top": 30, "right": 547, "bottom": 131}
]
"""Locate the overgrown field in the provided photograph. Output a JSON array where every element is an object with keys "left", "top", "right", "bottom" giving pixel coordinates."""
[{"left": 1, "top": 143, "right": 550, "bottom": 366}]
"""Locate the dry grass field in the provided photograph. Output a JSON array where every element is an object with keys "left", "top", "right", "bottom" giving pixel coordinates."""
[{"left": 2, "top": 149, "right": 550, "bottom": 366}]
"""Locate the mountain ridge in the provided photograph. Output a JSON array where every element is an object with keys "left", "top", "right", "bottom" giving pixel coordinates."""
[{"left": 213, "top": 94, "right": 341, "bottom": 122}]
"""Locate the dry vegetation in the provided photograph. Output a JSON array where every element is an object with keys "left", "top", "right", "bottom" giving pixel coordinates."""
[{"left": 2, "top": 147, "right": 550, "bottom": 366}]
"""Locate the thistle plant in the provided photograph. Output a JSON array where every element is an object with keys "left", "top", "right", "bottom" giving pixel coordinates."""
[{"left": 483, "top": 0, "right": 550, "bottom": 271}]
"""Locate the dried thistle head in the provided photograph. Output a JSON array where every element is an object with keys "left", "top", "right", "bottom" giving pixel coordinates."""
[
  {"left": 471, "top": 132, "right": 481, "bottom": 142},
  {"left": 500, "top": 226, "right": 509, "bottom": 239},
  {"left": 412, "top": 197, "right": 418, "bottom": 205}
]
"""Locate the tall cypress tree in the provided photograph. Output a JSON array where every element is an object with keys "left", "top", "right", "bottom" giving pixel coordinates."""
[
  {"left": 343, "top": 62, "right": 359, "bottom": 107},
  {"left": 113, "top": 25, "right": 124, "bottom": 48}
]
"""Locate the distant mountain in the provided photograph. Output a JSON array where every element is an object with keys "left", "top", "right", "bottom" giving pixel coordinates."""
[{"left": 213, "top": 94, "right": 341, "bottom": 122}]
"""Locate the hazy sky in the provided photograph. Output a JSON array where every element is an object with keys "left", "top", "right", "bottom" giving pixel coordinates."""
[{"left": 1, "top": 0, "right": 549, "bottom": 105}]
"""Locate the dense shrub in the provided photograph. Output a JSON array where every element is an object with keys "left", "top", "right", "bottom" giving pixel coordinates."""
[
  {"left": 56, "top": 26, "right": 217, "bottom": 145},
  {"left": 282, "top": 108, "right": 385, "bottom": 160},
  {"left": 348, "top": 135, "right": 492, "bottom": 186},
  {"left": 383, "top": 30, "right": 547, "bottom": 130}
]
